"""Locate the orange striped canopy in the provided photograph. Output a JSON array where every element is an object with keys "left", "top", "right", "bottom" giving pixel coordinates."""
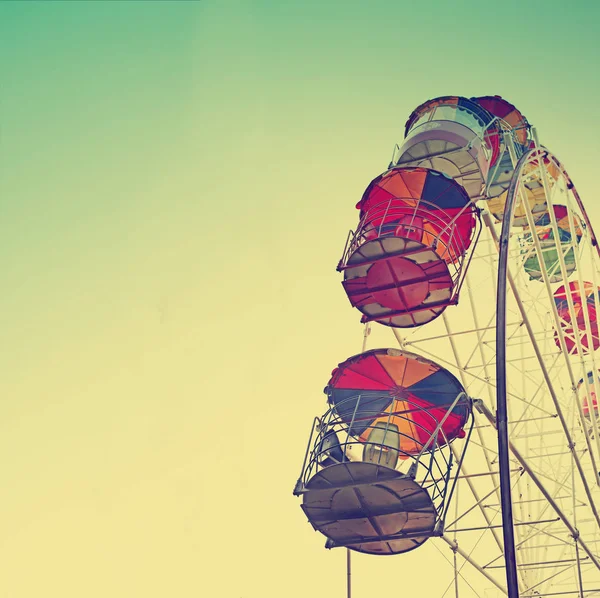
[{"left": 356, "top": 167, "right": 476, "bottom": 263}]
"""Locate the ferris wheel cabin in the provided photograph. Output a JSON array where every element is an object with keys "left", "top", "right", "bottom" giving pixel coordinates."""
[
  {"left": 294, "top": 349, "right": 471, "bottom": 555},
  {"left": 338, "top": 167, "right": 479, "bottom": 327},
  {"left": 394, "top": 96, "right": 500, "bottom": 200},
  {"left": 554, "top": 281, "right": 600, "bottom": 354},
  {"left": 486, "top": 149, "right": 558, "bottom": 226},
  {"left": 474, "top": 95, "right": 531, "bottom": 199}
]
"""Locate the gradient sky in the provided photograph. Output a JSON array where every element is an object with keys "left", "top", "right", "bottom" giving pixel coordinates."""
[{"left": 0, "top": 1, "right": 599, "bottom": 597}]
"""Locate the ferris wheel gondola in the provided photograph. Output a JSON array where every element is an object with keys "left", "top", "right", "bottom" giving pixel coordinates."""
[
  {"left": 294, "top": 348, "right": 472, "bottom": 555},
  {"left": 338, "top": 167, "right": 479, "bottom": 327}
]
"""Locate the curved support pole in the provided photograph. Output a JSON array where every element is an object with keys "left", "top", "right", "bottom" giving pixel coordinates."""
[
  {"left": 496, "top": 147, "right": 533, "bottom": 598},
  {"left": 494, "top": 141, "right": 600, "bottom": 598}
]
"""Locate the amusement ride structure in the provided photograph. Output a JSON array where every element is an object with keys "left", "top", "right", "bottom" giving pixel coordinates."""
[{"left": 293, "top": 95, "right": 600, "bottom": 598}]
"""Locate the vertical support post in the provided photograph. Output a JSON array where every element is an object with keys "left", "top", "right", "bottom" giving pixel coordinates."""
[
  {"left": 572, "top": 443, "right": 585, "bottom": 598},
  {"left": 362, "top": 322, "right": 371, "bottom": 353},
  {"left": 347, "top": 548, "right": 352, "bottom": 598},
  {"left": 454, "top": 548, "right": 459, "bottom": 598},
  {"left": 453, "top": 477, "right": 460, "bottom": 598}
]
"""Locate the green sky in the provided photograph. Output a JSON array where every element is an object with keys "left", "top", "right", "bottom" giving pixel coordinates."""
[{"left": 0, "top": 1, "right": 598, "bottom": 596}]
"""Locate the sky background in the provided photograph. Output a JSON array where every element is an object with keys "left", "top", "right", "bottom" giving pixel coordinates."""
[{"left": 0, "top": 1, "right": 598, "bottom": 597}]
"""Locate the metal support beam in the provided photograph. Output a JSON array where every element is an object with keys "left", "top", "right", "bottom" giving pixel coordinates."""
[
  {"left": 451, "top": 518, "right": 560, "bottom": 534},
  {"left": 475, "top": 399, "right": 600, "bottom": 571},
  {"left": 441, "top": 535, "right": 508, "bottom": 595}
]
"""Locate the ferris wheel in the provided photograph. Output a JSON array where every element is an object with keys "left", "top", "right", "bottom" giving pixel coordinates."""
[{"left": 293, "top": 95, "right": 600, "bottom": 598}]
